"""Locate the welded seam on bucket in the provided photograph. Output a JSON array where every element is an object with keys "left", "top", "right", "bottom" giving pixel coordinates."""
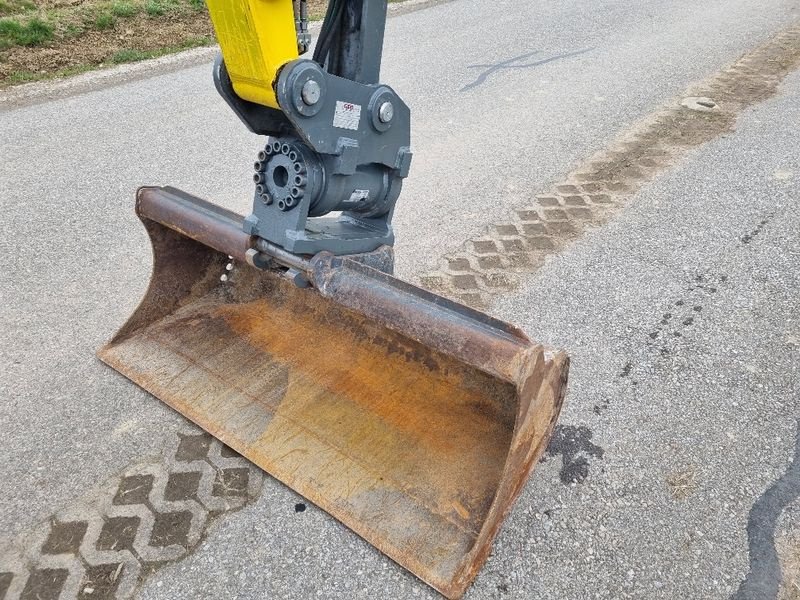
[{"left": 1, "top": 21, "right": 799, "bottom": 600}]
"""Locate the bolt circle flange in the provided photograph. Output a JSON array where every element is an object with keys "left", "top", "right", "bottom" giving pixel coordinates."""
[{"left": 254, "top": 139, "right": 315, "bottom": 211}]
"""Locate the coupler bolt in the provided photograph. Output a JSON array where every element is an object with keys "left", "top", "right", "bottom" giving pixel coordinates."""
[
  {"left": 301, "top": 80, "right": 321, "bottom": 106},
  {"left": 378, "top": 101, "right": 394, "bottom": 123}
]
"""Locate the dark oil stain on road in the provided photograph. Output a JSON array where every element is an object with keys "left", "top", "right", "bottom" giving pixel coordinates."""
[
  {"left": 543, "top": 425, "right": 605, "bottom": 484},
  {"left": 741, "top": 216, "right": 773, "bottom": 245},
  {"left": 645, "top": 272, "right": 730, "bottom": 356}
]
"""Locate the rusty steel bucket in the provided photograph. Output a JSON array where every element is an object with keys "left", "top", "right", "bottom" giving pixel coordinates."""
[{"left": 98, "top": 186, "right": 569, "bottom": 599}]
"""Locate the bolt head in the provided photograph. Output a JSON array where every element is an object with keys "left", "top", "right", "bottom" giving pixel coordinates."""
[
  {"left": 301, "top": 80, "right": 321, "bottom": 106},
  {"left": 286, "top": 268, "right": 311, "bottom": 288},
  {"left": 378, "top": 101, "right": 394, "bottom": 123}
]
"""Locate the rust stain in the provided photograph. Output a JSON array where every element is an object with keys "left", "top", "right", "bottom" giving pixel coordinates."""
[
  {"left": 451, "top": 501, "right": 471, "bottom": 521},
  {"left": 221, "top": 299, "right": 514, "bottom": 452},
  {"left": 217, "top": 293, "right": 516, "bottom": 526}
]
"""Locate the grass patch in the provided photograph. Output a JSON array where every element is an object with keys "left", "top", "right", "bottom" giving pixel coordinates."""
[
  {"left": 0, "top": 0, "right": 202, "bottom": 50},
  {"left": 7, "top": 62, "right": 94, "bottom": 83},
  {"left": 93, "top": 12, "right": 115, "bottom": 29},
  {"left": 0, "top": 16, "right": 52, "bottom": 48},
  {"left": 144, "top": 0, "right": 164, "bottom": 16},
  {"left": 0, "top": 0, "right": 217, "bottom": 87},
  {"left": 0, "top": 0, "right": 35, "bottom": 17},
  {"left": 110, "top": 35, "right": 210, "bottom": 63},
  {"left": 0, "top": 0, "right": 412, "bottom": 89},
  {"left": 109, "top": 47, "right": 147, "bottom": 62},
  {"left": 64, "top": 23, "right": 85, "bottom": 38},
  {"left": 110, "top": 1, "right": 138, "bottom": 18},
  {"left": 4, "top": 33, "right": 210, "bottom": 85},
  {"left": 144, "top": 0, "right": 181, "bottom": 17},
  {"left": 5, "top": 67, "right": 38, "bottom": 82}
]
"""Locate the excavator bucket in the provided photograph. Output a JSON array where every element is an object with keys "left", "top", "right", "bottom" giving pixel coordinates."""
[{"left": 99, "top": 186, "right": 569, "bottom": 599}]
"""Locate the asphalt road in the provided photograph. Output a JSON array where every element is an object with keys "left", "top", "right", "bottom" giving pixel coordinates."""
[{"left": 1, "top": 0, "right": 799, "bottom": 598}]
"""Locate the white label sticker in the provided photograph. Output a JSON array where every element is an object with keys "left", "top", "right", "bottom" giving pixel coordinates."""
[
  {"left": 349, "top": 189, "right": 370, "bottom": 203},
  {"left": 333, "top": 101, "right": 362, "bottom": 130}
]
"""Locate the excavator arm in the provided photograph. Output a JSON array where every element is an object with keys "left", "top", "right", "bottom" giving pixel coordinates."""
[
  {"left": 205, "top": 0, "right": 299, "bottom": 109},
  {"left": 206, "top": 0, "right": 409, "bottom": 260},
  {"left": 207, "top": 0, "right": 385, "bottom": 106}
]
